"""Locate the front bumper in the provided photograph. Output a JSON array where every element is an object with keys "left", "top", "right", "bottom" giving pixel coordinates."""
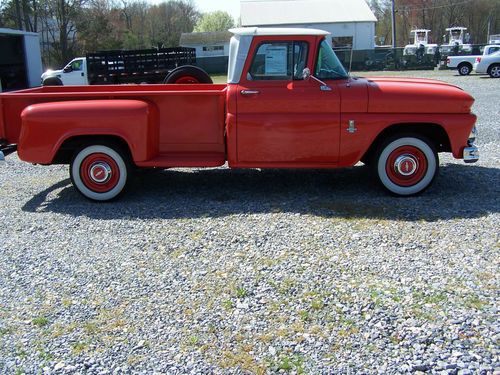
[
  {"left": 463, "top": 126, "right": 479, "bottom": 163},
  {"left": 463, "top": 145, "right": 479, "bottom": 163}
]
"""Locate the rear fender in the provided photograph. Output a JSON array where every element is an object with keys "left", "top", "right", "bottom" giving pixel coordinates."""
[{"left": 19, "top": 100, "right": 159, "bottom": 164}]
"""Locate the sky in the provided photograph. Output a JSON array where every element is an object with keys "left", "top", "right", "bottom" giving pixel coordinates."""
[
  {"left": 147, "top": 0, "right": 241, "bottom": 22},
  {"left": 194, "top": 0, "right": 241, "bottom": 21}
]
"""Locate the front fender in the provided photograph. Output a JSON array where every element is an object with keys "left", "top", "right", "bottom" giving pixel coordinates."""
[{"left": 19, "top": 100, "right": 159, "bottom": 164}]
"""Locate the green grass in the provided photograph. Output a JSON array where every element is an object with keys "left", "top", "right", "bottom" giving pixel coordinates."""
[
  {"left": 38, "top": 349, "right": 54, "bottom": 361},
  {"left": 188, "top": 335, "right": 200, "bottom": 346},
  {"left": 32, "top": 316, "right": 49, "bottom": 327},
  {"left": 0, "top": 327, "right": 13, "bottom": 336},
  {"left": 222, "top": 299, "right": 234, "bottom": 310},
  {"left": 270, "top": 354, "right": 305, "bottom": 374},
  {"left": 210, "top": 74, "right": 227, "bottom": 84},
  {"left": 235, "top": 286, "right": 248, "bottom": 298},
  {"left": 71, "top": 341, "right": 88, "bottom": 354},
  {"left": 464, "top": 295, "right": 486, "bottom": 310}
]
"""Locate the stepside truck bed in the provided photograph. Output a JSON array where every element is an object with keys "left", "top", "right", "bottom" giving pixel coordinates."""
[{"left": 0, "top": 84, "right": 227, "bottom": 167}]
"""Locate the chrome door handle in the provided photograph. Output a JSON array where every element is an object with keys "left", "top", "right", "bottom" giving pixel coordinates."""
[{"left": 240, "top": 90, "right": 260, "bottom": 95}]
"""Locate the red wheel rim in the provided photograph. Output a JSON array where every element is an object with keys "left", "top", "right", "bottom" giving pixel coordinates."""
[
  {"left": 174, "top": 75, "right": 200, "bottom": 84},
  {"left": 385, "top": 146, "right": 428, "bottom": 187},
  {"left": 80, "top": 153, "right": 120, "bottom": 193}
]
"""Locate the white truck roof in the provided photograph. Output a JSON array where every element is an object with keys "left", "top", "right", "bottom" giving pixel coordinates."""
[
  {"left": 229, "top": 27, "right": 329, "bottom": 36},
  {"left": 227, "top": 27, "right": 330, "bottom": 85}
]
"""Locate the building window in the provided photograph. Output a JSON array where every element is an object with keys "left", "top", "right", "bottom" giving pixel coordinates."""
[
  {"left": 332, "top": 36, "right": 353, "bottom": 50},
  {"left": 202, "top": 46, "right": 224, "bottom": 52}
]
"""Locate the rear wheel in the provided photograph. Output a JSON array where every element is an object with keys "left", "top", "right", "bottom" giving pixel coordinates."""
[
  {"left": 374, "top": 135, "right": 438, "bottom": 196},
  {"left": 457, "top": 62, "right": 472, "bottom": 76},
  {"left": 70, "top": 144, "right": 129, "bottom": 201},
  {"left": 163, "top": 65, "right": 213, "bottom": 84},
  {"left": 488, "top": 64, "right": 500, "bottom": 78}
]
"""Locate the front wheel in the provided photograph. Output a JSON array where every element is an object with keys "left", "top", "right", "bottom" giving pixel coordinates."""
[
  {"left": 488, "top": 64, "right": 500, "bottom": 78},
  {"left": 42, "top": 77, "right": 63, "bottom": 86},
  {"left": 374, "top": 135, "right": 438, "bottom": 196},
  {"left": 70, "top": 145, "right": 129, "bottom": 201}
]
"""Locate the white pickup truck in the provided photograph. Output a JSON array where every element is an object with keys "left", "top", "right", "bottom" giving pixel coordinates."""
[
  {"left": 474, "top": 50, "right": 500, "bottom": 78},
  {"left": 447, "top": 44, "right": 500, "bottom": 75}
]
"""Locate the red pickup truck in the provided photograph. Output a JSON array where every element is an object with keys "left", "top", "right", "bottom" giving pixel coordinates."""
[{"left": 0, "top": 28, "right": 479, "bottom": 201}]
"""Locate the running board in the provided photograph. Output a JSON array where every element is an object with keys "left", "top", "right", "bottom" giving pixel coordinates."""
[{"left": 135, "top": 152, "right": 225, "bottom": 168}]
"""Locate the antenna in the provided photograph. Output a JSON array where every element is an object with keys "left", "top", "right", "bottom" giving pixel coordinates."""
[{"left": 348, "top": 45, "right": 354, "bottom": 75}]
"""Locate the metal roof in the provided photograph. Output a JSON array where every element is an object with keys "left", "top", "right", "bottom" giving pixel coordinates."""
[
  {"left": 229, "top": 27, "right": 330, "bottom": 36},
  {"left": 241, "top": 0, "right": 377, "bottom": 26},
  {"left": 0, "top": 27, "right": 39, "bottom": 37}
]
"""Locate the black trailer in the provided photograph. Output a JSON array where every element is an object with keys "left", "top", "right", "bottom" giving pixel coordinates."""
[{"left": 86, "top": 47, "right": 197, "bottom": 84}]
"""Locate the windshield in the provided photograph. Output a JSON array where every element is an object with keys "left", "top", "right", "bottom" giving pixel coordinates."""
[{"left": 315, "top": 40, "right": 348, "bottom": 80}]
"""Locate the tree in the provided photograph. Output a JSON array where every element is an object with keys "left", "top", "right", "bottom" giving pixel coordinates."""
[
  {"left": 194, "top": 10, "right": 234, "bottom": 32},
  {"left": 37, "top": 0, "right": 86, "bottom": 66},
  {"left": 370, "top": 0, "right": 499, "bottom": 47},
  {"left": 76, "top": 0, "right": 121, "bottom": 53},
  {"left": 147, "top": 0, "right": 199, "bottom": 47},
  {"left": 0, "top": 0, "right": 38, "bottom": 31}
]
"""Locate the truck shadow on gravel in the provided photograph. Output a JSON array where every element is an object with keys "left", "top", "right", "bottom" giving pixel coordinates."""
[{"left": 22, "top": 163, "right": 499, "bottom": 222}]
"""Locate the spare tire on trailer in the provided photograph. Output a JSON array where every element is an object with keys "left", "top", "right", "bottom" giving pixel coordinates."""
[
  {"left": 163, "top": 65, "right": 213, "bottom": 84},
  {"left": 42, "top": 77, "right": 63, "bottom": 86}
]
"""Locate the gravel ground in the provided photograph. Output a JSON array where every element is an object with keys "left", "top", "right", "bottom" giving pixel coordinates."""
[{"left": 0, "top": 70, "right": 499, "bottom": 374}]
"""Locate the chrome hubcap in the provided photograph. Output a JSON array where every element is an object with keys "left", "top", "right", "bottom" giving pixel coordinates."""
[
  {"left": 394, "top": 154, "right": 418, "bottom": 176},
  {"left": 90, "top": 163, "right": 112, "bottom": 183},
  {"left": 492, "top": 67, "right": 500, "bottom": 77}
]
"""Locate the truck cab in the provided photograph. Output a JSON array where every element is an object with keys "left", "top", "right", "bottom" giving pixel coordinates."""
[
  {"left": 226, "top": 28, "right": 347, "bottom": 165},
  {"left": 41, "top": 57, "right": 87, "bottom": 86}
]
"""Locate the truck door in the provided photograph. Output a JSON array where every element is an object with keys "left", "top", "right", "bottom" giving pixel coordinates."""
[
  {"left": 236, "top": 38, "right": 341, "bottom": 165},
  {"left": 61, "top": 58, "right": 87, "bottom": 85}
]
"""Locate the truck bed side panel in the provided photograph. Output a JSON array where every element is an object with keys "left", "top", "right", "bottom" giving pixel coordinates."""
[
  {"left": 19, "top": 100, "right": 158, "bottom": 164},
  {"left": 0, "top": 84, "right": 227, "bottom": 165}
]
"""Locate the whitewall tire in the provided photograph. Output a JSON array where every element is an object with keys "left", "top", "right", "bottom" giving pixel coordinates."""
[
  {"left": 375, "top": 136, "right": 438, "bottom": 196},
  {"left": 70, "top": 145, "right": 128, "bottom": 201}
]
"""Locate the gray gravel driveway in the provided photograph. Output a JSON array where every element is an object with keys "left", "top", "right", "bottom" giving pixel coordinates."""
[{"left": 0, "top": 70, "right": 499, "bottom": 374}]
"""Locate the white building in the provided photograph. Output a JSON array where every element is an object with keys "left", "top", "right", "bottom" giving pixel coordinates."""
[
  {"left": 240, "top": 0, "right": 377, "bottom": 50},
  {"left": 179, "top": 31, "right": 233, "bottom": 57}
]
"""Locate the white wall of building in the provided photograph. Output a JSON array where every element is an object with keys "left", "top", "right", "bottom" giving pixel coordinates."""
[{"left": 256, "top": 22, "right": 375, "bottom": 50}]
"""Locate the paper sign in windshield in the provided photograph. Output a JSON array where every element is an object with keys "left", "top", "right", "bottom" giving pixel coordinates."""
[{"left": 265, "top": 46, "right": 288, "bottom": 76}]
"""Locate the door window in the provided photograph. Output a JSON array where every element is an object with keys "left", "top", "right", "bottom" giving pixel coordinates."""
[
  {"left": 248, "top": 41, "right": 308, "bottom": 81},
  {"left": 69, "top": 59, "right": 83, "bottom": 71}
]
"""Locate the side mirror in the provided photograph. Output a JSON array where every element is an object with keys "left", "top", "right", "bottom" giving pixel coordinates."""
[
  {"left": 302, "top": 67, "right": 311, "bottom": 80},
  {"left": 302, "top": 67, "right": 332, "bottom": 91},
  {"left": 63, "top": 66, "right": 73, "bottom": 73}
]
